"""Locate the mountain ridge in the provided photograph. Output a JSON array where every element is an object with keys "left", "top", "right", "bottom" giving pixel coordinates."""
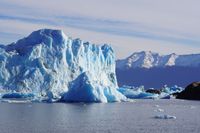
[
  {"left": 116, "top": 51, "right": 200, "bottom": 88},
  {"left": 117, "top": 51, "right": 200, "bottom": 69}
]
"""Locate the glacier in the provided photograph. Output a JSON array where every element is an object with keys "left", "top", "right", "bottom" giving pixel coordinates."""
[{"left": 0, "top": 29, "right": 126, "bottom": 103}]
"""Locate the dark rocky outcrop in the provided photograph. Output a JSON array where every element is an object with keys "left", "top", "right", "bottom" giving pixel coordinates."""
[
  {"left": 176, "top": 82, "right": 200, "bottom": 100},
  {"left": 172, "top": 92, "right": 180, "bottom": 97},
  {"left": 146, "top": 89, "right": 161, "bottom": 94}
]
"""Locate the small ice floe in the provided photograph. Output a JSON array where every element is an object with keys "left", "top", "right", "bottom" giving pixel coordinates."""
[
  {"left": 154, "top": 114, "right": 176, "bottom": 120},
  {"left": 154, "top": 105, "right": 160, "bottom": 108},
  {"left": 190, "top": 106, "right": 196, "bottom": 109},
  {"left": 154, "top": 108, "right": 164, "bottom": 112},
  {"left": 158, "top": 109, "right": 164, "bottom": 112}
]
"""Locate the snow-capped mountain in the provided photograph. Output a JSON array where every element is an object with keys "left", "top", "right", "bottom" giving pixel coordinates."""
[
  {"left": 117, "top": 51, "right": 200, "bottom": 69},
  {"left": 0, "top": 29, "right": 126, "bottom": 102},
  {"left": 116, "top": 51, "right": 200, "bottom": 88}
]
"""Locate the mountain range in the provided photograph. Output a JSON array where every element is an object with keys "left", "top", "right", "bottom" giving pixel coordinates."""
[{"left": 116, "top": 51, "right": 200, "bottom": 88}]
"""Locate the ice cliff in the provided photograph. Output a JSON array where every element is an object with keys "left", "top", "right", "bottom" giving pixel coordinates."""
[{"left": 0, "top": 29, "right": 126, "bottom": 102}]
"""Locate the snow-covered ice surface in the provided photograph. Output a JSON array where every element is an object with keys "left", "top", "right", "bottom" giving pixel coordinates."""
[
  {"left": 0, "top": 99, "right": 199, "bottom": 133},
  {"left": 0, "top": 29, "right": 126, "bottom": 102}
]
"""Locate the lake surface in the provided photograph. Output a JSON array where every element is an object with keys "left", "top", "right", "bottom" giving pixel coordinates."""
[{"left": 0, "top": 99, "right": 199, "bottom": 133}]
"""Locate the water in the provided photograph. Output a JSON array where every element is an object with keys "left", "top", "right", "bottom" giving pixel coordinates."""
[{"left": 0, "top": 99, "right": 199, "bottom": 133}]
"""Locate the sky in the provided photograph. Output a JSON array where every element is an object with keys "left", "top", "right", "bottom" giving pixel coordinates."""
[{"left": 0, "top": 0, "right": 200, "bottom": 59}]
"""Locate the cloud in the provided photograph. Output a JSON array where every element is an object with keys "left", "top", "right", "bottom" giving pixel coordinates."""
[
  {"left": 0, "top": 0, "right": 200, "bottom": 58},
  {"left": 0, "top": 31, "right": 23, "bottom": 44},
  {"left": 0, "top": 15, "right": 57, "bottom": 25},
  {"left": 1, "top": 14, "right": 199, "bottom": 46}
]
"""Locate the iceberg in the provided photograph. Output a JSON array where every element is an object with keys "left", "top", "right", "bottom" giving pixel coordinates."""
[
  {"left": 118, "top": 85, "right": 183, "bottom": 99},
  {"left": 118, "top": 86, "right": 159, "bottom": 99},
  {"left": 0, "top": 29, "right": 126, "bottom": 102}
]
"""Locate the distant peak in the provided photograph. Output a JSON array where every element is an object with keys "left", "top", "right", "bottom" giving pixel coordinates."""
[
  {"left": 117, "top": 51, "right": 200, "bottom": 69},
  {"left": 127, "top": 51, "right": 158, "bottom": 59},
  {"left": 131, "top": 51, "right": 157, "bottom": 55}
]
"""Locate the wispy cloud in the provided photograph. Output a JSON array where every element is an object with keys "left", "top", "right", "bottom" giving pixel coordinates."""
[
  {"left": 0, "top": 0, "right": 200, "bottom": 58},
  {"left": 0, "top": 31, "right": 23, "bottom": 44},
  {"left": 0, "top": 14, "right": 199, "bottom": 46},
  {"left": 0, "top": 15, "right": 57, "bottom": 26}
]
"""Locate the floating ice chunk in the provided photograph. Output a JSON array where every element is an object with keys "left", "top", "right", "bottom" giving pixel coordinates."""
[
  {"left": 158, "top": 108, "right": 164, "bottom": 112},
  {"left": 154, "top": 114, "right": 176, "bottom": 119},
  {"left": 118, "top": 85, "right": 184, "bottom": 100},
  {"left": 118, "top": 87, "right": 159, "bottom": 99},
  {"left": 162, "top": 85, "right": 184, "bottom": 94},
  {"left": 154, "top": 108, "right": 164, "bottom": 112}
]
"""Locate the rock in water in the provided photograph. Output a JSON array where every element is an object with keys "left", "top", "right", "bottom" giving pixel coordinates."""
[
  {"left": 176, "top": 82, "right": 200, "bottom": 100},
  {"left": 0, "top": 29, "right": 126, "bottom": 102},
  {"left": 146, "top": 89, "right": 161, "bottom": 94}
]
